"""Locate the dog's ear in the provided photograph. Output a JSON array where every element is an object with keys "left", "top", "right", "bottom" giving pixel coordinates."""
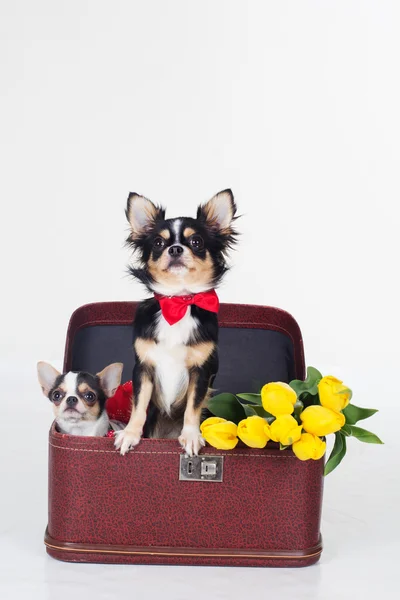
[
  {"left": 126, "top": 193, "right": 165, "bottom": 239},
  {"left": 97, "top": 363, "right": 123, "bottom": 398},
  {"left": 37, "top": 362, "right": 61, "bottom": 396},
  {"left": 197, "top": 189, "right": 237, "bottom": 233}
]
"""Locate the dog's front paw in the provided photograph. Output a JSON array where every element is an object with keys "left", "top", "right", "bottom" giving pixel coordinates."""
[
  {"left": 114, "top": 428, "right": 142, "bottom": 455},
  {"left": 179, "top": 425, "right": 205, "bottom": 457}
]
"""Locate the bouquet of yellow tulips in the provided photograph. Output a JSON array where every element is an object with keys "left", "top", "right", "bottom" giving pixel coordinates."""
[{"left": 202, "top": 367, "right": 382, "bottom": 475}]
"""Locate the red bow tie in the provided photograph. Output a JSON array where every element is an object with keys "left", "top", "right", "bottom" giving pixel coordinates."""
[{"left": 154, "top": 290, "right": 219, "bottom": 325}]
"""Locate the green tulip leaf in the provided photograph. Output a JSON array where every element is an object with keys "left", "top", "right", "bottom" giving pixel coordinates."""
[
  {"left": 343, "top": 403, "right": 378, "bottom": 426},
  {"left": 340, "top": 424, "right": 352, "bottom": 436},
  {"left": 308, "top": 393, "right": 320, "bottom": 406},
  {"left": 251, "top": 404, "right": 274, "bottom": 419},
  {"left": 242, "top": 404, "right": 258, "bottom": 417},
  {"left": 280, "top": 443, "right": 291, "bottom": 451},
  {"left": 289, "top": 366, "right": 323, "bottom": 399},
  {"left": 289, "top": 380, "right": 306, "bottom": 397},
  {"left": 236, "top": 396, "right": 273, "bottom": 420},
  {"left": 342, "top": 424, "right": 383, "bottom": 444},
  {"left": 236, "top": 393, "right": 262, "bottom": 405},
  {"left": 324, "top": 431, "right": 347, "bottom": 476},
  {"left": 307, "top": 366, "right": 323, "bottom": 380},
  {"left": 293, "top": 399, "right": 304, "bottom": 417},
  {"left": 207, "top": 393, "right": 246, "bottom": 424},
  {"left": 294, "top": 392, "right": 320, "bottom": 407}
]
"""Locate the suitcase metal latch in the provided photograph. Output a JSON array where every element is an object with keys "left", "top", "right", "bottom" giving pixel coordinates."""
[{"left": 179, "top": 455, "right": 224, "bottom": 482}]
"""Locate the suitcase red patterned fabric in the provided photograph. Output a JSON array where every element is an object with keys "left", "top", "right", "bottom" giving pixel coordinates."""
[{"left": 45, "top": 302, "right": 324, "bottom": 567}]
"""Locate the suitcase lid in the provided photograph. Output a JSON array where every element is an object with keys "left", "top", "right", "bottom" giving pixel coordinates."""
[{"left": 63, "top": 302, "right": 305, "bottom": 393}]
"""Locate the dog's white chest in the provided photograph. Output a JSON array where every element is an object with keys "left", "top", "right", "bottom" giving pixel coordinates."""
[
  {"left": 148, "top": 308, "right": 197, "bottom": 413},
  {"left": 57, "top": 411, "right": 110, "bottom": 437}
]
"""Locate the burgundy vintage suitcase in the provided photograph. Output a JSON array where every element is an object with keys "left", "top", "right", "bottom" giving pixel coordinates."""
[{"left": 44, "top": 302, "right": 324, "bottom": 567}]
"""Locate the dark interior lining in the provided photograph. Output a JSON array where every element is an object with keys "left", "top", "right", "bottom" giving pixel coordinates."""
[{"left": 71, "top": 325, "right": 296, "bottom": 393}]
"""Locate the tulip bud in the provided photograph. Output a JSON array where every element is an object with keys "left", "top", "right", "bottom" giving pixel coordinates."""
[
  {"left": 269, "top": 414, "right": 302, "bottom": 445},
  {"left": 300, "top": 405, "right": 345, "bottom": 436},
  {"left": 261, "top": 382, "right": 297, "bottom": 417},
  {"left": 200, "top": 417, "right": 239, "bottom": 450},
  {"left": 237, "top": 416, "right": 270, "bottom": 448},
  {"left": 318, "top": 376, "right": 352, "bottom": 413},
  {"left": 292, "top": 433, "right": 326, "bottom": 461}
]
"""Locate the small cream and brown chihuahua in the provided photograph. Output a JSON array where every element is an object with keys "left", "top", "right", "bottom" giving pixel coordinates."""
[{"left": 37, "top": 362, "right": 124, "bottom": 436}]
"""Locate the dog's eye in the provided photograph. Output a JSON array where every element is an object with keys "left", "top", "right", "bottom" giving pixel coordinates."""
[
  {"left": 189, "top": 235, "right": 204, "bottom": 250},
  {"left": 52, "top": 391, "right": 62, "bottom": 402},
  {"left": 84, "top": 392, "right": 95, "bottom": 402},
  {"left": 153, "top": 237, "right": 165, "bottom": 250}
]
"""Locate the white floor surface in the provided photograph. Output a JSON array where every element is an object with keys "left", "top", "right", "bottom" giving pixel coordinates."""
[{"left": 0, "top": 368, "right": 397, "bottom": 600}]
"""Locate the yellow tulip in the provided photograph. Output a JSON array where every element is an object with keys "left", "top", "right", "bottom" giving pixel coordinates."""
[
  {"left": 237, "top": 416, "right": 270, "bottom": 448},
  {"left": 200, "top": 417, "right": 227, "bottom": 431},
  {"left": 269, "top": 414, "right": 302, "bottom": 445},
  {"left": 318, "top": 376, "right": 352, "bottom": 413},
  {"left": 300, "top": 405, "right": 345, "bottom": 436},
  {"left": 261, "top": 382, "right": 297, "bottom": 417},
  {"left": 292, "top": 433, "right": 326, "bottom": 461},
  {"left": 200, "top": 417, "right": 238, "bottom": 450}
]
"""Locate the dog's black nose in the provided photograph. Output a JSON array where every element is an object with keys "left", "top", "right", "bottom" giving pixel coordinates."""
[
  {"left": 66, "top": 396, "right": 78, "bottom": 407},
  {"left": 168, "top": 245, "right": 183, "bottom": 257}
]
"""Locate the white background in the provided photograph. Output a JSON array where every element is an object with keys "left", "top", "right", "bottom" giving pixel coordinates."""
[{"left": 0, "top": 1, "right": 399, "bottom": 598}]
